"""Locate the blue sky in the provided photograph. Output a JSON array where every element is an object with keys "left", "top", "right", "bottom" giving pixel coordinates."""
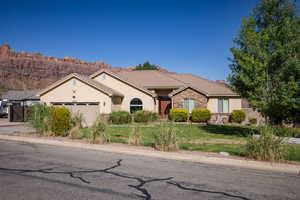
[{"left": 0, "top": 0, "right": 280, "bottom": 80}]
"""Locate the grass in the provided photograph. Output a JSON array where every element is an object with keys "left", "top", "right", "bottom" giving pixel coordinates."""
[{"left": 79, "top": 123, "right": 300, "bottom": 162}]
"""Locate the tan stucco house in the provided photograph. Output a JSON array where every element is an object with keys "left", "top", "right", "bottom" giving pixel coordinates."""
[{"left": 38, "top": 69, "right": 241, "bottom": 126}]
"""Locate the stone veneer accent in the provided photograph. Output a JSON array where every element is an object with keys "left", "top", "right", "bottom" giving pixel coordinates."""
[{"left": 172, "top": 88, "right": 207, "bottom": 109}]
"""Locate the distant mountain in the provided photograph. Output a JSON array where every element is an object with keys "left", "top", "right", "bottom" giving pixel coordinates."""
[{"left": 0, "top": 44, "right": 166, "bottom": 90}]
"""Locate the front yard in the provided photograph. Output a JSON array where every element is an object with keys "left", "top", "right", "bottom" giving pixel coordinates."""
[{"left": 80, "top": 123, "right": 300, "bottom": 162}]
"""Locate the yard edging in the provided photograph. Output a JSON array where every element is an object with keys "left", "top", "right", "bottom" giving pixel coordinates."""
[{"left": 0, "top": 134, "right": 299, "bottom": 174}]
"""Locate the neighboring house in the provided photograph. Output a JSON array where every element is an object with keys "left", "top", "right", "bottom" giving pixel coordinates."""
[
  {"left": 38, "top": 70, "right": 242, "bottom": 126},
  {"left": 1, "top": 90, "right": 40, "bottom": 122}
]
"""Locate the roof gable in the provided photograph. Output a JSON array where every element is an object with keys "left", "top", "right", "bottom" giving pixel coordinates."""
[
  {"left": 90, "top": 69, "right": 156, "bottom": 97},
  {"left": 38, "top": 73, "right": 123, "bottom": 97}
]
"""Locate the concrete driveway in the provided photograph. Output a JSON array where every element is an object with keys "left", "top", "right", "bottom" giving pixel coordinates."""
[
  {"left": 0, "top": 118, "right": 36, "bottom": 134},
  {"left": 0, "top": 140, "right": 299, "bottom": 200}
]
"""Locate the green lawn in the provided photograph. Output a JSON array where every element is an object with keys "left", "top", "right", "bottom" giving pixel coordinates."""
[{"left": 80, "top": 123, "right": 300, "bottom": 162}]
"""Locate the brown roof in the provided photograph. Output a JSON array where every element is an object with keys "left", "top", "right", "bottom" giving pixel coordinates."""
[
  {"left": 165, "top": 73, "right": 237, "bottom": 96},
  {"left": 115, "top": 70, "right": 237, "bottom": 96},
  {"left": 39, "top": 73, "right": 123, "bottom": 97},
  {"left": 90, "top": 69, "right": 157, "bottom": 97},
  {"left": 116, "top": 70, "right": 184, "bottom": 89},
  {"left": 2, "top": 90, "right": 40, "bottom": 100},
  {"left": 89, "top": 69, "right": 238, "bottom": 97}
]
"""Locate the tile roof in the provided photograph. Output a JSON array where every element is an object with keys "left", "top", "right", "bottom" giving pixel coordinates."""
[
  {"left": 116, "top": 70, "right": 184, "bottom": 89},
  {"left": 114, "top": 70, "right": 237, "bottom": 96},
  {"left": 165, "top": 73, "right": 238, "bottom": 96}
]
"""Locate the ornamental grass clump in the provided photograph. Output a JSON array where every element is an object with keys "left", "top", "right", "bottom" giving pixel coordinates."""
[
  {"left": 128, "top": 126, "right": 143, "bottom": 146},
  {"left": 245, "top": 126, "right": 288, "bottom": 161},
  {"left": 91, "top": 117, "right": 109, "bottom": 144},
  {"left": 68, "top": 125, "right": 81, "bottom": 139},
  {"left": 30, "top": 103, "right": 51, "bottom": 134},
  {"left": 70, "top": 112, "right": 85, "bottom": 128},
  {"left": 153, "top": 123, "right": 178, "bottom": 152}
]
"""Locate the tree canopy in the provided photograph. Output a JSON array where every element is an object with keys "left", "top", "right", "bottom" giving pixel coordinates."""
[
  {"left": 134, "top": 61, "right": 159, "bottom": 70},
  {"left": 229, "top": 0, "right": 300, "bottom": 125}
]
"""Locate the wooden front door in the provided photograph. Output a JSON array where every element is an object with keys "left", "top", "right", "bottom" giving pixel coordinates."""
[{"left": 159, "top": 97, "right": 171, "bottom": 117}]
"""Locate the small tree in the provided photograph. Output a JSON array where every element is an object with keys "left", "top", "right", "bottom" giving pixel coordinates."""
[{"left": 134, "top": 61, "right": 159, "bottom": 70}]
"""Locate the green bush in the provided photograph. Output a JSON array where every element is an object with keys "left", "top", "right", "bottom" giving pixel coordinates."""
[
  {"left": 245, "top": 126, "right": 288, "bottom": 161},
  {"left": 191, "top": 109, "right": 211, "bottom": 122},
  {"left": 230, "top": 110, "right": 246, "bottom": 123},
  {"left": 169, "top": 108, "right": 189, "bottom": 122},
  {"left": 49, "top": 107, "right": 71, "bottom": 136},
  {"left": 91, "top": 116, "right": 109, "bottom": 144},
  {"left": 110, "top": 111, "right": 132, "bottom": 124},
  {"left": 249, "top": 118, "right": 257, "bottom": 125},
  {"left": 133, "top": 110, "right": 158, "bottom": 123},
  {"left": 128, "top": 126, "right": 143, "bottom": 145},
  {"left": 153, "top": 123, "right": 178, "bottom": 151}
]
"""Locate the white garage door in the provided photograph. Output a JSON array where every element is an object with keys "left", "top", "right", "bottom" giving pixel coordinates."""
[{"left": 53, "top": 103, "right": 100, "bottom": 127}]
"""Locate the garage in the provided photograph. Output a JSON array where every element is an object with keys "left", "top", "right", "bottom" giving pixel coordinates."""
[{"left": 52, "top": 102, "right": 100, "bottom": 127}]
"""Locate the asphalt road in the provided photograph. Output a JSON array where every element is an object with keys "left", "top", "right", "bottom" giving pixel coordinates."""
[{"left": 0, "top": 140, "right": 299, "bottom": 200}]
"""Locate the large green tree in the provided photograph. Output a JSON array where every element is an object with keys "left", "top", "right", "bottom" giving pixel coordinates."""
[{"left": 229, "top": 0, "right": 300, "bottom": 125}]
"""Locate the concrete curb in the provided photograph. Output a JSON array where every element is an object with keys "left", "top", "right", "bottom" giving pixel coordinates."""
[{"left": 0, "top": 134, "right": 300, "bottom": 174}]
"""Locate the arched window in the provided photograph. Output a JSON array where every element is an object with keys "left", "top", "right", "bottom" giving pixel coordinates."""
[{"left": 130, "top": 98, "right": 143, "bottom": 113}]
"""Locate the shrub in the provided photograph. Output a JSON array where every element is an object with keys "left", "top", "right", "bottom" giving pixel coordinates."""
[
  {"left": 245, "top": 126, "right": 288, "bottom": 161},
  {"left": 68, "top": 125, "right": 81, "bottom": 139},
  {"left": 110, "top": 111, "right": 132, "bottom": 124},
  {"left": 49, "top": 107, "right": 71, "bottom": 136},
  {"left": 30, "top": 103, "right": 51, "bottom": 133},
  {"left": 128, "top": 126, "right": 142, "bottom": 146},
  {"left": 153, "top": 123, "right": 178, "bottom": 151},
  {"left": 91, "top": 116, "right": 109, "bottom": 144},
  {"left": 249, "top": 118, "right": 257, "bottom": 125},
  {"left": 273, "top": 127, "right": 300, "bottom": 138},
  {"left": 191, "top": 109, "right": 211, "bottom": 123},
  {"left": 169, "top": 108, "right": 189, "bottom": 122},
  {"left": 230, "top": 110, "right": 246, "bottom": 123},
  {"left": 70, "top": 111, "right": 85, "bottom": 128},
  {"left": 133, "top": 110, "right": 158, "bottom": 123}
]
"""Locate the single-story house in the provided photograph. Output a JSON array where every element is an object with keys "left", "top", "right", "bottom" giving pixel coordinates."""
[
  {"left": 38, "top": 70, "right": 241, "bottom": 126},
  {"left": 1, "top": 90, "right": 40, "bottom": 122}
]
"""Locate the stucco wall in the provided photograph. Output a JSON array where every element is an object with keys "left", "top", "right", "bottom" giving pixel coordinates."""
[
  {"left": 207, "top": 97, "right": 242, "bottom": 113},
  {"left": 93, "top": 73, "right": 156, "bottom": 112},
  {"left": 172, "top": 88, "right": 207, "bottom": 109},
  {"left": 40, "top": 77, "right": 112, "bottom": 114}
]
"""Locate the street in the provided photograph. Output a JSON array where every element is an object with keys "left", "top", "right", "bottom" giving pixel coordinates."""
[{"left": 0, "top": 140, "right": 299, "bottom": 200}]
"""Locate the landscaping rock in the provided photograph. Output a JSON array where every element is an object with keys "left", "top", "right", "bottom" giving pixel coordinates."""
[{"left": 219, "top": 152, "right": 230, "bottom": 156}]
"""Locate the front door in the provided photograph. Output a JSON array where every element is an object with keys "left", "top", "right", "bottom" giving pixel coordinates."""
[{"left": 159, "top": 96, "right": 171, "bottom": 117}]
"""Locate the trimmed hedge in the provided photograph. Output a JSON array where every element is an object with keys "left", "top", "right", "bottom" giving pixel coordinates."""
[
  {"left": 230, "top": 110, "right": 246, "bottom": 123},
  {"left": 191, "top": 109, "right": 211, "bottom": 123},
  {"left": 169, "top": 108, "right": 189, "bottom": 122},
  {"left": 110, "top": 111, "right": 132, "bottom": 124},
  {"left": 49, "top": 107, "right": 71, "bottom": 136},
  {"left": 133, "top": 110, "right": 158, "bottom": 123}
]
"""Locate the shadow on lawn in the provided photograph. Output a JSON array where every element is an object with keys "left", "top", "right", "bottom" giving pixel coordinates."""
[{"left": 198, "top": 124, "right": 256, "bottom": 137}]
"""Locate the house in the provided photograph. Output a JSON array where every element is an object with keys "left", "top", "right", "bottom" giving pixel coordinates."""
[
  {"left": 38, "top": 69, "right": 242, "bottom": 126},
  {"left": 1, "top": 90, "right": 40, "bottom": 122}
]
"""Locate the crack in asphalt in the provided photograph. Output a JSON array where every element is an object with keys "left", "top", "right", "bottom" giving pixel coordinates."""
[
  {"left": 0, "top": 159, "right": 251, "bottom": 200},
  {"left": 0, "top": 159, "right": 173, "bottom": 199},
  {"left": 167, "top": 181, "right": 251, "bottom": 200}
]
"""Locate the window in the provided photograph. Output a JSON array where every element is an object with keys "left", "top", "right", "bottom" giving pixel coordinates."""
[
  {"left": 183, "top": 98, "right": 195, "bottom": 113},
  {"left": 130, "top": 98, "right": 143, "bottom": 113},
  {"left": 218, "top": 98, "right": 229, "bottom": 113},
  {"left": 73, "top": 79, "right": 76, "bottom": 86}
]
